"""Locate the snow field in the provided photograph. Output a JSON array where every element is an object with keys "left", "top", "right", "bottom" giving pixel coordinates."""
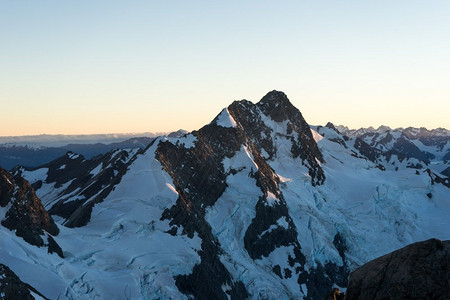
[{"left": 3, "top": 143, "right": 203, "bottom": 299}]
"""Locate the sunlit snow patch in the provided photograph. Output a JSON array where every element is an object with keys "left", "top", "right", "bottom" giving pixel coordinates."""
[
  {"left": 266, "top": 191, "right": 280, "bottom": 206},
  {"left": 89, "top": 163, "right": 103, "bottom": 177},
  {"left": 216, "top": 108, "right": 237, "bottom": 128},
  {"left": 163, "top": 134, "right": 197, "bottom": 148},
  {"left": 68, "top": 153, "right": 80, "bottom": 160},
  {"left": 21, "top": 168, "right": 49, "bottom": 185},
  {"left": 310, "top": 128, "right": 324, "bottom": 143},
  {"left": 222, "top": 145, "right": 258, "bottom": 173}
]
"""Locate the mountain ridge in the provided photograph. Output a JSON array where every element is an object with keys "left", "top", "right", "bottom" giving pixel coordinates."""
[
  {"left": 0, "top": 130, "right": 190, "bottom": 170},
  {"left": 0, "top": 90, "right": 448, "bottom": 299}
]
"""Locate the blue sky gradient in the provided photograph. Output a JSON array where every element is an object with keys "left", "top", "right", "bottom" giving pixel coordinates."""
[{"left": 1, "top": 1, "right": 449, "bottom": 135}]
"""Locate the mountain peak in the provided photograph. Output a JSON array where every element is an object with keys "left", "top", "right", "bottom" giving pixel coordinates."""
[
  {"left": 257, "top": 90, "right": 299, "bottom": 123},
  {"left": 259, "top": 90, "right": 289, "bottom": 102},
  {"left": 325, "top": 122, "right": 339, "bottom": 132},
  {"left": 376, "top": 125, "right": 391, "bottom": 132},
  {"left": 258, "top": 90, "right": 290, "bottom": 106},
  {"left": 225, "top": 91, "right": 325, "bottom": 182}
]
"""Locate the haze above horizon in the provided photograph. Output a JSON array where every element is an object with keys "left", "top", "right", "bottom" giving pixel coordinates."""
[{"left": 1, "top": 1, "right": 449, "bottom": 136}]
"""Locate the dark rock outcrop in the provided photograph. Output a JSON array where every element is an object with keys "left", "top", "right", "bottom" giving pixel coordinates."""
[
  {"left": 353, "top": 137, "right": 383, "bottom": 163},
  {"left": 393, "top": 137, "right": 434, "bottom": 163},
  {"left": 442, "top": 167, "right": 450, "bottom": 178},
  {"left": 0, "top": 263, "right": 48, "bottom": 300},
  {"left": 425, "top": 169, "right": 450, "bottom": 188},
  {"left": 0, "top": 167, "right": 63, "bottom": 257},
  {"left": 345, "top": 238, "right": 450, "bottom": 300}
]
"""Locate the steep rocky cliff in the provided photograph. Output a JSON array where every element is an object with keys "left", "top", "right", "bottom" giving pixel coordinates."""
[{"left": 0, "top": 167, "right": 62, "bottom": 257}]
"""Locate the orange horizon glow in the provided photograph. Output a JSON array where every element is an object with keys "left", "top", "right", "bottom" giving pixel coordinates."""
[{"left": 1, "top": 1, "right": 449, "bottom": 137}]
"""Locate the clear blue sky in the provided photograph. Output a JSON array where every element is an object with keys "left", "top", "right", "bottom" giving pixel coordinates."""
[{"left": 1, "top": 1, "right": 449, "bottom": 135}]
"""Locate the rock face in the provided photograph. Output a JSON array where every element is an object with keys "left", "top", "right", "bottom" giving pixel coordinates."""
[
  {"left": 227, "top": 91, "right": 325, "bottom": 185},
  {"left": 155, "top": 91, "right": 336, "bottom": 299},
  {"left": 345, "top": 238, "right": 450, "bottom": 300},
  {"left": 0, "top": 167, "right": 63, "bottom": 257},
  {"left": 0, "top": 263, "right": 48, "bottom": 300}
]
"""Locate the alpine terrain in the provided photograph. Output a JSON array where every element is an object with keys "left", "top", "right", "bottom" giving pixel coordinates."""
[{"left": 1, "top": 91, "right": 449, "bottom": 299}]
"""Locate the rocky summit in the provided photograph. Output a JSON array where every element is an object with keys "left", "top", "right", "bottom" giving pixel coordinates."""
[{"left": 0, "top": 91, "right": 449, "bottom": 299}]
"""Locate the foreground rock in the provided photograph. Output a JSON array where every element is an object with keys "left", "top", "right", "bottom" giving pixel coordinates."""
[
  {"left": 0, "top": 263, "right": 48, "bottom": 300},
  {"left": 345, "top": 238, "right": 450, "bottom": 300}
]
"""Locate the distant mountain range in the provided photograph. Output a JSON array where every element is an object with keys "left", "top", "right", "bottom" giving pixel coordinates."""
[
  {"left": 336, "top": 125, "right": 449, "bottom": 161},
  {"left": 0, "top": 91, "right": 449, "bottom": 299},
  {"left": 0, "top": 133, "right": 166, "bottom": 147},
  {"left": 0, "top": 131, "right": 188, "bottom": 170},
  {"left": 331, "top": 124, "right": 450, "bottom": 177}
]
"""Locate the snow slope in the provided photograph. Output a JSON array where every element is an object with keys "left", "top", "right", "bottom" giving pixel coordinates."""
[{"left": 1, "top": 140, "right": 202, "bottom": 299}]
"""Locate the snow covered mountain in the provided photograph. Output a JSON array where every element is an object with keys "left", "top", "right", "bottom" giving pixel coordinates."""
[
  {"left": 335, "top": 124, "right": 450, "bottom": 185},
  {"left": 336, "top": 125, "right": 450, "bottom": 162},
  {"left": 1, "top": 91, "right": 449, "bottom": 299}
]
